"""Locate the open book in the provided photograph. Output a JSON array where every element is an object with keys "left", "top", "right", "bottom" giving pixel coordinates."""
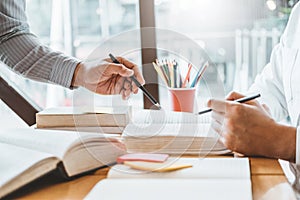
[
  {"left": 0, "top": 129, "right": 125, "bottom": 199},
  {"left": 85, "top": 157, "right": 252, "bottom": 200},
  {"left": 124, "top": 110, "right": 228, "bottom": 155}
]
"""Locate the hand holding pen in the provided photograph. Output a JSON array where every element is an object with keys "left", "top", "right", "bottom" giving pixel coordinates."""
[
  {"left": 200, "top": 93, "right": 261, "bottom": 115},
  {"left": 208, "top": 91, "right": 281, "bottom": 159},
  {"left": 72, "top": 56, "right": 145, "bottom": 100},
  {"left": 109, "top": 54, "right": 162, "bottom": 109}
]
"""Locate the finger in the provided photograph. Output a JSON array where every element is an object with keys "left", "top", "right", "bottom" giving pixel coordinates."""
[
  {"left": 116, "top": 57, "right": 137, "bottom": 69},
  {"left": 118, "top": 57, "right": 145, "bottom": 88},
  {"left": 207, "top": 99, "right": 229, "bottom": 113},
  {"left": 121, "top": 88, "right": 131, "bottom": 100},
  {"left": 106, "top": 56, "right": 145, "bottom": 93},
  {"left": 124, "top": 88, "right": 131, "bottom": 99},
  {"left": 123, "top": 77, "right": 137, "bottom": 94},
  {"left": 211, "top": 111, "right": 225, "bottom": 124},
  {"left": 123, "top": 79, "right": 132, "bottom": 90},
  {"left": 125, "top": 77, "right": 137, "bottom": 93},
  {"left": 121, "top": 89, "right": 127, "bottom": 100},
  {"left": 233, "top": 152, "right": 245, "bottom": 157},
  {"left": 226, "top": 91, "right": 245, "bottom": 101},
  {"left": 113, "top": 78, "right": 123, "bottom": 95},
  {"left": 106, "top": 63, "right": 134, "bottom": 77}
]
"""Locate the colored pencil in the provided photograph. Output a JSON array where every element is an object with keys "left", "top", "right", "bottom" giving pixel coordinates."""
[
  {"left": 190, "top": 61, "right": 209, "bottom": 87},
  {"left": 152, "top": 62, "right": 168, "bottom": 86},
  {"left": 182, "top": 63, "right": 192, "bottom": 88}
]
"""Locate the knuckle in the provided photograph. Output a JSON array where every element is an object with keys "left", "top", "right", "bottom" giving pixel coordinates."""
[
  {"left": 226, "top": 91, "right": 235, "bottom": 99},
  {"left": 207, "top": 99, "right": 212, "bottom": 107},
  {"left": 228, "top": 91, "right": 236, "bottom": 97},
  {"left": 106, "top": 63, "right": 116, "bottom": 71},
  {"left": 121, "top": 67, "right": 128, "bottom": 73}
]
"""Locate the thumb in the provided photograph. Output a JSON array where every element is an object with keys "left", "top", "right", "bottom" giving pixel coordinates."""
[
  {"left": 226, "top": 91, "right": 245, "bottom": 101},
  {"left": 107, "top": 63, "right": 134, "bottom": 77}
]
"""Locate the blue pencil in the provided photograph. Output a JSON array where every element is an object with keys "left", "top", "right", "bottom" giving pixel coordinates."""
[{"left": 190, "top": 61, "right": 209, "bottom": 87}]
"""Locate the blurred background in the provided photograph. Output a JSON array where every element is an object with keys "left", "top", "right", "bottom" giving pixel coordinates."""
[{"left": 0, "top": 0, "right": 298, "bottom": 128}]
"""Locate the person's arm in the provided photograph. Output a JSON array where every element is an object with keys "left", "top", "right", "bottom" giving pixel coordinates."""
[
  {"left": 0, "top": 0, "right": 145, "bottom": 99},
  {"left": 0, "top": 0, "right": 79, "bottom": 88},
  {"left": 207, "top": 44, "right": 297, "bottom": 162},
  {"left": 208, "top": 2, "right": 300, "bottom": 162}
]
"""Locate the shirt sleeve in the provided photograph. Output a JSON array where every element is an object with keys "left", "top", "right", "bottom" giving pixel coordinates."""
[
  {"left": 0, "top": 0, "right": 80, "bottom": 88},
  {"left": 249, "top": 2, "right": 300, "bottom": 164},
  {"left": 248, "top": 41, "right": 288, "bottom": 121}
]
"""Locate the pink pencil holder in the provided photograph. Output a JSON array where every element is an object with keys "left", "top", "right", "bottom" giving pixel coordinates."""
[{"left": 168, "top": 87, "right": 196, "bottom": 113}]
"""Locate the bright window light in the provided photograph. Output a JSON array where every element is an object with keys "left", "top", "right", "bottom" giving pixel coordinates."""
[{"left": 266, "top": 0, "right": 277, "bottom": 11}]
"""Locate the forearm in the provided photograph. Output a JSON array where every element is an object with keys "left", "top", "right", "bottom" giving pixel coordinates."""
[
  {"left": 0, "top": 0, "right": 80, "bottom": 88},
  {"left": 0, "top": 33, "right": 80, "bottom": 88}
]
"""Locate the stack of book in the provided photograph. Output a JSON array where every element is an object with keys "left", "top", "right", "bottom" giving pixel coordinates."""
[
  {"left": 36, "top": 106, "right": 131, "bottom": 134},
  {"left": 123, "top": 110, "right": 229, "bottom": 155}
]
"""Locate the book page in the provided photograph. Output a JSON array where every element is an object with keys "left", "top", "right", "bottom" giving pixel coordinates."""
[
  {"left": 0, "top": 129, "right": 124, "bottom": 176},
  {"left": 38, "top": 106, "right": 130, "bottom": 115},
  {"left": 123, "top": 123, "right": 215, "bottom": 138},
  {"left": 108, "top": 158, "right": 250, "bottom": 179},
  {"left": 0, "top": 143, "right": 59, "bottom": 198},
  {"left": 85, "top": 179, "right": 252, "bottom": 200},
  {"left": 131, "top": 109, "right": 211, "bottom": 124},
  {"left": 0, "top": 129, "right": 117, "bottom": 159}
]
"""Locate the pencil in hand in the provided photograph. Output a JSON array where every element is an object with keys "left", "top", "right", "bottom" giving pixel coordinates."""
[
  {"left": 198, "top": 94, "right": 261, "bottom": 115},
  {"left": 109, "top": 53, "right": 162, "bottom": 109}
]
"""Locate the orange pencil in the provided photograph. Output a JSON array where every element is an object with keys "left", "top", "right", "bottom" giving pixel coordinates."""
[{"left": 182, "top": 63, "right": 192, "bottom": 88}]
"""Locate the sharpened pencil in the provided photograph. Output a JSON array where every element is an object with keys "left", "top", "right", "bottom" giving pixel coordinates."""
[{"left": 109, "top": 53, "right": 161, "bottom": 109}]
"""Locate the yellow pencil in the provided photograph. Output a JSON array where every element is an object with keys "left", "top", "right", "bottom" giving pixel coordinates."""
[
  {"left": 168, "top": 61, "right": 174, "bottom": 88},
  {"left": 152, "top": 62, "right": 169, "bottom": 86}
]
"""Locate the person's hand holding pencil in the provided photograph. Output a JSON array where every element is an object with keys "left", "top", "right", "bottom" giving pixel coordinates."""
[
  {"left": 72, "top": 56, "right": 145, "bottom": 100},
  {"left": 109, "top": 54, "right": 161, "bottom": 108},
  {"left": 205, "top": 91, "right": 294, "bottom": 160}
]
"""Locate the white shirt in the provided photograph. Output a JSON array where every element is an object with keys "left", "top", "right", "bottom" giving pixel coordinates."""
[{"left": 249, "top": 2, "right": 300, "bottom": 164}]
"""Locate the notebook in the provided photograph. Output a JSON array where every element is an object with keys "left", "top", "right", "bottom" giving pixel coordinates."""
[
  {"left": 85, "top": 157, "right": 252, "bottom": 200},
  {"left": 0, "top": 129, "right": 125, "bottom": 198},
  {"left": 124, "top": 109, "right": 228, "bottom": 155}
]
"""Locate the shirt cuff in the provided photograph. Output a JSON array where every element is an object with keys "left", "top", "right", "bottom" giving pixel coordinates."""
[
  {"left": 296, "top": 126, "right": 300, "bottom": 164},
  {"left": 49, "top": 56, "right": 80, "bottom": 89}
]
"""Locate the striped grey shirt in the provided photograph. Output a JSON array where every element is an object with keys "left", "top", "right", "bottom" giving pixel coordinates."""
[{"left": 0, "top": 0, "right": 80, "bottom": 88}]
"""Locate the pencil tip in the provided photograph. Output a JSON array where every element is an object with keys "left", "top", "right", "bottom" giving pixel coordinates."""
[{"left": 155, "top": 103, "right": 162, "bottom": 110}]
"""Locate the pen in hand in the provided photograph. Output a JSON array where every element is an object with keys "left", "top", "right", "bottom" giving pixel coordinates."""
[
  {"left": 198, "top": 94, "right": 261, "bottom": 115},
  {"left": 109, "top": 54, "right": 162, "bottom": 109}
]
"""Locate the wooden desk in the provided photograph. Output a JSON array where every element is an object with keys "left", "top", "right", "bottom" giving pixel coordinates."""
[{"left": 5, "top": 157, "right": 296, "bottom": 200}]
